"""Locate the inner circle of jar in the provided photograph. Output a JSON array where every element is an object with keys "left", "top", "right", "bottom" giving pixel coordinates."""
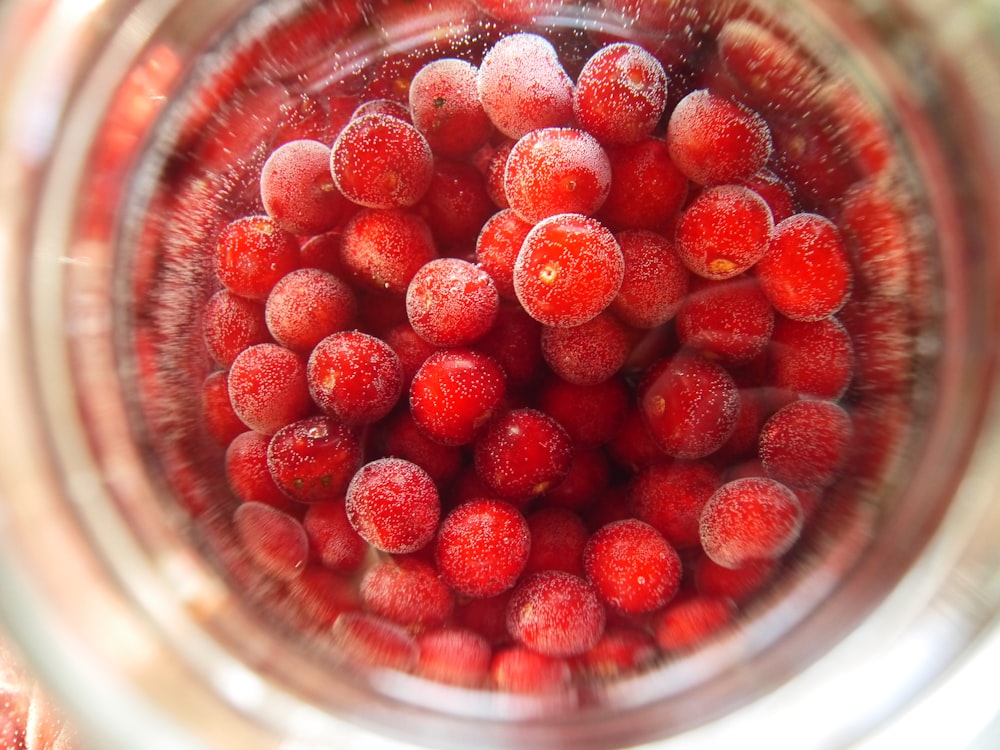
[{"left": 107, "top": 0, "right": 953, "bottom": 746}]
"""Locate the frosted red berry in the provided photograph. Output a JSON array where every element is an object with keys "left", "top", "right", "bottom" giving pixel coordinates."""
[
  {"left": 524, "top": 507, "right": 588, "bottom": 576},
  {"left": 474, "top": 408, "right": 573, "bottom": 500},
  {"left": 471, "top": 303, "right": 544, "bottom": 389},
  {"left": 416, "top": 627, "right": 492, "bottom": 687},
  {"left": 201, "top": 370, "right": 246, "bottom": 446},
  {"left": 675, "top": 276, "right": 775, "bottom": 364},
  {"left": 331, "top": 611, "right": 419, "bottom": 672},
  {"left": 540, "top": 311, "right": 632, "bottom": 386},
  {"left": 654, "top": 595, "right": 734, "bottom": 651},
  {"left": 345, "top": 457, "right": 441, "bottom": 554},
  {"left": 409, "top": 348, "right": 507, "bottom": 446},
  {"left": 434, "top": 499, "right": 530, "bottom": 598},
  {"left": 330, "top": 113, "right": 434, "bottom": 209},
  {"left": 202, "top": 289, "right": 271, "bottom": 367},
  {"left": 506, "top": 571, "right": 606, "bottom": 657},
  {"left": 418, "top": 159, "right": 495, "bottom": 248},
  {"left": 638, "top": 351, "right": 741, "bottom": 459},
  {"left": 503, "top": 127, "right": 612, "bottom": 224},
  {"left": 409, "top": 57, "right": 493, "bottom": 158},
  {"left": 477, "top": 33, "right": 574, "bottom": 139},
  {"left": 216, "top": 215, "right": 301, "bottom": 301},
  {"left": 266, "top": 415, "right": 363, "bottom": 502},
  {"left": 225, "top": 430, "right": 297, "bottom": 512},
  {"left": 583, "top": 519, "right": 682, "bottom": 614},
  {"left": 302, "top": 498, "right": 368, "bottom": 574},
  {"left": 339, "top": 208, "right": 438, "bottom": 295},
  {"left": 260, "top": 139, "right": 349, "bottom": 236},
  {"left": 227, "top": 343, "right": 312, "bottom": 435},
  {"left": 233, "top": 502, "right": 309, "bottom": 581},
  {"left": 379, "top": 409, "right": 463, "bottom": 485},
  {"left": 611, "top": 229, "right": 690, "bottom": 329},
  {"left": 699, "top": 477, "right": 804, "bottom": 568},
  {"left": 675, "top": 185, "right": 774, "bottom": 280},
  {"left": 667, "top": 89, "right": 773, "bottom": 186},
  {"left": 490, "top": 646, "right": 571, "bottom": 693},
  {"left": 629, "top": 460, "right": 721, "bottom": 549},
  {"left": 405, "top": 258, "right": 500, "bottom": 347},
  {"left": 265, "top": 268, "right": 357, "bottom": 353},
  {"left": 513, "top": 213, "right": 624, "bottom": 328},
  {"left": 756, "top": 213, "right": 853, "bottom": 321},
  {"left": 360, "top": 557, "right": 454, "bottom": 630},
  {"left": 307, "top": 330, "right": 404, "bottom": 425},
  {"left": 768, "top": 315, "right": 854, "bottom": 399},
  {"left": 599, "top": 138, "right": 688, "bottom": 232},
  {"left": 573, "top": 42, "right": 668, "bottom": 145},
  {"left": 537, "top": 375, "right": 629, "bottom": 448},
  {"left": 758, "top": 399, "right": 853, "bottom": 489},
  {"left": 475, "top": 209, "right": 534, "bottom": 301},
  {"left": 575, "top": 626, "right": 658, "bottom": 679}
]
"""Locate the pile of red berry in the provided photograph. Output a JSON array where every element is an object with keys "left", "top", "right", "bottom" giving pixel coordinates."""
[{"left": 194, "top": 6, "right": 915, "bottom": 693}]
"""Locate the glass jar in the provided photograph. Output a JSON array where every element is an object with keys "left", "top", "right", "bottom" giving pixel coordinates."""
[{"left": 2, "top": 1, "right": 1000, "bottom": 748}]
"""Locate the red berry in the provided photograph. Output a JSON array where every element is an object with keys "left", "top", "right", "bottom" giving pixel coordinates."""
[
  {"left": 638, "top": 351, "right": 741, "bottom": 459},
  {"left": 699, "top": 477, "right": 804, "bottom": 568},
  {"left": 742, "top": 167, "right": 796, "bottom": 223},
  {"left": 540, "top": 311, "right": 632, "bottom": 386},
  {"left": 667, "top": 89, "right": 773, "bottom": 186},
  {"left": 475, "top": 209, "right": 534, "bottom": 301},
  {"left": 758, "top": 399, "right": 853, "bottom": 489},
  {"left": 583, "top": 519, "right": 682, "bottom": 614},
  {"left": 339, "top": 208, "right": 438, "bottom": 295},
  {"left": 675, "top": 276, "right": 775, "bottom": 364},
  {"left": 302, "top": 498, "right": 368, "bottom": 574},
  {"left": 575, "top": 626, "right": 658, "bottom": 679},
  {"left": 345, "top": 458, "right": 441, "bottom": 554},
  {"left": 693, "top": 554, "right": 776, "bottom": 602},
  {"left": 405, "top": 258, "right": 500, "bottom": 347},
  {"left": 265, "top": 268, "right": 357, "bottom": 353},
  {"left": 513, "top": 213, "right": 624, "bottom": 327},
  {"left": 379, "top": 409, "right": 463, "bottom": 484},
  {"left": 417, "top": 159, "right": 495, "bottom": 248},
  {"left": 471, "top": 303, "right": 544, "bottom": 390},
  {"left": 503, "top": 127, "right": 612, "bottom": 223},
  {"left": 756, "top": 213, "right": 853, "bottom": 321},
  {"left": 477, "top": 33, "right": 574, "bottom": 139},
  {"left": 629, "top": 460, "right": 721, "bottom": 549},
  {"left": 216, "top": 215, "right": 301, "bottom": 301},
  {"left": 289, "top": 565, "right": 361, "bottom": 630},
  {"left": 654, "top": 595, "right": 734, "bottom": 651},
  {"left": 351, "top": 97, "right": 412, "bottom": 122},
  {"left": 307, "top": 330, "right": 404, "bottom": 425},
  {"left": 409, "top": 58, "right": 494, "bottom": 158},
  {"left": 599, "top": 139, "right": 689, "bottom": 232},
  {"left": 573, "top": 42, "right": 668, "bottom": 145},
  {"left": 838, "top": 179, "right": 913, "bottom": 299},
  {"left": 202, "top": 289, "right": 271, "bottom": 367},
  {"left": 266, "top": 416, "right": 363, "bottom": 502},
  {"left": 331, "top": 611, "right": 419, "bottom": 672},
  {"left": 382, "top": 322, "right": 439, "bottom": 387},
  {"left": 542, "top": 447, "right": 613, "bottom": 511},
  {"left": 201, "top": 370, "right": 246, "bottom": 446},
  {"left": 260, "top": 139, "right": 349, "bottom": 236},
  {"left": 360, "top": 557, "right": 454, "bottom": 630},
  {"left": 225, "top": 431, "right": 297, "bottom": 512},
  {"left": 716, "top": 19, "right": 824, "bottom": 114},
  {"left": 537, "top": 375, "right": 630, "bottom": 448},
  {"left": 227, "top": 343, "right": 312, "bottom": 435},
  {"left": 434, "top": 499, "right": 530, "bottom": 598},
  {"left": 524, "top": 507, "right": 589, "bottom": 576},
  {"left": 506, "top": 571, "right": 606, "bottom": 657},
  {"left": 474, "top": 408, "right": 573, "bottom": 501},
  {"left": 490, "top": 646, "right": 571, "bottom": 693},
  {"left": 233, "top": 502, "right": 309, "bottom": 581},
  {"left": 330, "top": 113, "right": 434, "bottom": 209},
  {"left": 767, "top": 315, "right": 854, "bottom": 399},
  {"left": 675, "top": 185, "right": 774, "bottom": 280},
  {"left": 416, "top": 627, "right": 492, "bottom": 687},
  {"left": 409, "top": 349, "right": 507, "bottom": 446},
  {"left": 610, "top": 229, "right": 690, "bottom": 328}
]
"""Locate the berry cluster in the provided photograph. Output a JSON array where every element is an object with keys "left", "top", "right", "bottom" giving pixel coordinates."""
[{"left": 193, "top": 7, "right": 916, "bottom": 693}]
